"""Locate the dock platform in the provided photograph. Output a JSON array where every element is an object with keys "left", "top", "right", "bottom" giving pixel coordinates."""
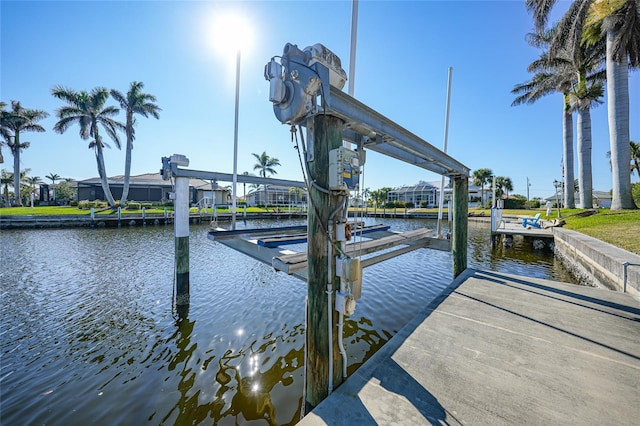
[
  {"left": 299, "top": 268, "right": 640, "bottom": 425},
  {"left": 492, "top": 217, "right": 554, "bottom": 238}
]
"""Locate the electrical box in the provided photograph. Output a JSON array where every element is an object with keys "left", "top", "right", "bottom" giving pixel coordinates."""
[
  {"left": 336, "top": 257, "right": 362, "bottom": 300},
  {"left": 335, "top": 291, "right": 356, "bottom": 316},
  {"left": 342, "top": 257, "right": 361, "bottom": 282},
  {"left": 329, "top": 147, "right": 360, "bottom": 191}
]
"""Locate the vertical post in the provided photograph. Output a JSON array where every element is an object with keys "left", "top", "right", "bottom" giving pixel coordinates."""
[
  {"left": 306, "top": 115, "right": 344, "bottom": 409},
  {"left": 174, "top": 176, "right": 190, "bottom": 317},
  {"left": 117, "top": 206, "right": 122, "bottom": 227},
  {"left": 437, "top": 67, "right": 453, "bottom": 237},
  {"left": 491, "top": 175, "right": 496, "bottom": 209},
  {"left": 231, "top": 49, "right": 241, "bottom": 230},
  {"left": 452, "top": 175, "right": 468, "bottom": 278}
]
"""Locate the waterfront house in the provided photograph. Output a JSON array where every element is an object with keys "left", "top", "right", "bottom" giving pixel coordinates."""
[
  {"left": 387, "top": 180, "right": 488, "bottom": 207},
  {"left": 245, "top": 184, "right": 308, "bottom": 207},
  {"left": 545, "top": 190, "right": 613, "bottom": 208},
  {"left": 76, "top": 173, "right": 229, "bottom": 205}
]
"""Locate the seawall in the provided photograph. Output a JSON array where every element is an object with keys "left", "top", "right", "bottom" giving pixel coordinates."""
[{"left": 553, "top": 227, "right": 640, "bottom": 297}]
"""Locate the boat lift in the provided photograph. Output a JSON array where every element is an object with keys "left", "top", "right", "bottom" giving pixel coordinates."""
[
  {"left": 163, "top": 42, "right": 470, "bottom": 409},
  {"left": 205, "top": 42, "right": 469, "bottom": 274}
]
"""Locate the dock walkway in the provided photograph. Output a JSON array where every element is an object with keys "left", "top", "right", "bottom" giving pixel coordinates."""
[{"left": 299, "top": 268, "right": 640, "bottom": 425}]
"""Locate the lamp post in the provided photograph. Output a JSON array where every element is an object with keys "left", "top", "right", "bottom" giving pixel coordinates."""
[{"left": 553, "top": 179, "right": 561, "bottom": 218}]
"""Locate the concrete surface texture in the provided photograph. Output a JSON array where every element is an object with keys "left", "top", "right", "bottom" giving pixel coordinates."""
[
  {"left": 553, "top": 228, "right": 640, "bottom": 296},
  {"left": 298, "top": 268, "right": 640, "bottom": 426}
]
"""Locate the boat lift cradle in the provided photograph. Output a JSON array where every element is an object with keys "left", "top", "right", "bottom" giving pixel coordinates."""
[{"left": 204, "top": 43, "right": 469, "bottom": 277}]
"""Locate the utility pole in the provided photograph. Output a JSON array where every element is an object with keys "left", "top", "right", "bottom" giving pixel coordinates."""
[{"left": 527, "top": 176, "right": 530, "bottom": 202}]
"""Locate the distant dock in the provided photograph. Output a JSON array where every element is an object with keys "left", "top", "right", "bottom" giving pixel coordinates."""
[
  {"left": 299, "top": 268, "right": 640, "bottom": 425},
  {"left": 493, "top": 219, "right": 553, "bottom": 238}
]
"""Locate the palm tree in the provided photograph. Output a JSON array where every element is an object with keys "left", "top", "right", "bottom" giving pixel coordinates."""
[
  {"left": 362, "top": 187, "right": 371, "bottom": 207},
  {"left": 45, "top": 172, "right": 60, "bottom": 185},
  {"left": 110, "top": 82, "right": 161, "bottom": 203},
  {"left": 495, "top": 176, "right": 514, "bottom": 199},
  {"left": 371, "top": 187, "right": 393, "bottom": 207},
  {"left": 512, "top": 64, "right": 575, "bottom": 208},
  {"left": 472, "top": 168, "right": 493, "bottom": 207},
  {"left": 631, "top": 140, "right": 640, "bottom": 178},
  {"left": 0, "top": 101, "right": 7, "bottom": 164},
  {"left": 568, "top": 34, "right": 606, "bottom": 208},
  {"left": 52, "top": 86, "right": 124, "bottom": 206},
  {"left": 526, "top": 0, "right": 640, "bottom": 209},
  {"left": 45, "top": 173, "right": 61, "bottom": 200},
  {"left": 252, "top": 151, "right": 281, "bottom": 206},
  {"left": 512, "top": 28, "right": 605, "bottom": 209},
  {"left": 607, "top": 140, "right": 640, "bottom": 177},
  {"left": 289, "top": 186, "right": 304, "bottom": 208},
  {"left": 0, "top": 101, "right": 48, "bottom": 206},
  {"left": 1, "top": 169, "right": 12, "bottom": 206},
  {"left": 24, "top": 175, "right": 41, "bottom": 204},
  {"left": 241, "top": 171, "right": 252, "bottom": 201}
]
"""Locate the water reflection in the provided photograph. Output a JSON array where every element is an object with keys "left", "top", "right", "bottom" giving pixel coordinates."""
[{"left": 0, "top": 219, "right": 577, "bottom": 425}]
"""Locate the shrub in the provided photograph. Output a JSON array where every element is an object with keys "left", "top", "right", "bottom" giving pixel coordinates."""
[
  {"left": 69, "top": 200, "right": 78, "bottom": 207},
  {"left": 78, "top": 200, "right": 108, "bottom": 209},
  {"left": 632, "top": 182, "right": 640, "bottom": 207},
  {"left": 141, "top": 202, "right": 153, "bottom": 209},
  {"left": 505, "top": 198, "right": 526, "bottom": 209},
  {"left": 126, "top": 202, "right": 141, "bottom": 210}
]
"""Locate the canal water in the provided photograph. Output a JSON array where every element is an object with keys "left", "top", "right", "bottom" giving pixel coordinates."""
[{"left": 1, "top": 218, "right": 577, "bottom": 425}]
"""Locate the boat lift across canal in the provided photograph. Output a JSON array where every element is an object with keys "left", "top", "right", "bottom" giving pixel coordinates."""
[{"left": 162, "top": 42, "right": 470, "bottom": 411}]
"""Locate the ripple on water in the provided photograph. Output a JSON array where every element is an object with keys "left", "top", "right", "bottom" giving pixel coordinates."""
[{"left": 0, "top": 220, "right": 578, "bottom": 425}]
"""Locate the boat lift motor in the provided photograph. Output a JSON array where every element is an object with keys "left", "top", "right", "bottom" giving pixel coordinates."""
[{"left": 264, "top": 43, "right": 347, "bottom": 126}]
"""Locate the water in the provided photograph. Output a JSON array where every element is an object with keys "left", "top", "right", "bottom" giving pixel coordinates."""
[{"left": 0, "top": 218, "right": 577, "bottom": 425}]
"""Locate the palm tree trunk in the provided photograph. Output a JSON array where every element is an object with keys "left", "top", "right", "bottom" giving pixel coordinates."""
[
  {"left": 12, "top": 133, "right": 22, "bottom": 206},
  {"left": 95, "top": 144, "right": 117, "bottom": 206},
  {"left": 606, "top": 25, "right": 636, "bottom": 209},
  {"left": 121, "top": 138, "right": 133, "bottom": 204},
  {"left": 577, "top": 107, "right": 593, "bottom": 209},
  {"left": 562, "top": 101, "right": 575, "bottom": 208},
  {"left": 120, "top": 117, "right": 134, "bottom": 204}
]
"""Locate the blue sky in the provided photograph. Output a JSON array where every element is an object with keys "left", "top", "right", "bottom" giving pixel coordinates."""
[{"left": 1, "top": 0, "right": 638, "bottom": 200}]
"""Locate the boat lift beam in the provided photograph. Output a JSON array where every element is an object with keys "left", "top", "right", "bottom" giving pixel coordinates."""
[
  {"left": 161, "top": 159, "right": 307, "bottom": 188},
  {"left": 329, "top": 87, "right": 468, "bottom": 177},
  {"left": 264, "top": 43, "right": 469, "bottom": 178}
]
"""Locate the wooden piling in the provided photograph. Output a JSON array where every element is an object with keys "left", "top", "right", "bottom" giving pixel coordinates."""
[
  {"left": 452, "top": 175, "right": 468, "bottom": 278},
  {"left": 306, "top": 115, "right": 345, "bottom": 409},
  {"left": 174, "top": 177, "right": 190, "bottom": 312}
]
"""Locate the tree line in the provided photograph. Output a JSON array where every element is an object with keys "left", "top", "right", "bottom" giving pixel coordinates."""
[
  {"left": 512, "top": 0, "right": 639, "bottom": 210},
  {"left": 1, "top": 82, "right": 161, "bottom": 207}
]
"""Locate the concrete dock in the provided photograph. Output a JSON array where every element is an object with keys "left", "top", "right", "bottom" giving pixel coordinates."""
[{"left": 299, "top": 268, "right": 640, "bottom": 425}]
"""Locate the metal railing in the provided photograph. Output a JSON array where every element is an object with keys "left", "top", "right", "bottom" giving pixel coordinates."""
[{"left": 622, "top": 262, "right": 640, "bottom": 293}]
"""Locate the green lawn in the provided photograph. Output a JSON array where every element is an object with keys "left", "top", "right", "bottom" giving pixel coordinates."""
[
  {"left": 561, "top": 209, "right": 640, "bottom": 255},
  {"left": 0, "top": 205, "right": 284, "bottom": 216}
]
